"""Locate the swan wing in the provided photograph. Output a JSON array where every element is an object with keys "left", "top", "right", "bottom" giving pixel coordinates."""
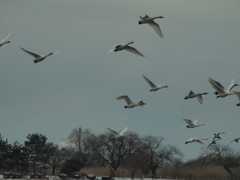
[
  {"left": 197, "top": 95, "right": 203, "bottom": 104},
  {"left": 157, "top": 79, "right": 166, "bottom": 87},
  {"left": 228, "top": 139, "right": 235, "bottom": 145},
  {"left": 0, "top": 33, "right": 10, "bottom": 43},
  {"left": 195, "top": 140, "right": 204, "bottom": 144},
  {"left": 119, "top": 127, "right": 128, "bottom": 135},
  {"left": 183, "top": 119, "right": 194, "bottom": 125},
  {"left": 187, "top": 90, "right": 195, "bottom": 96},
  {"left": 225, "top": 78, "right": 235, "bottom": 92},
  {"left": 208, "top": 78, "right": 225, "bottom": 94},
  {"left": 209, "top": 78, "right": 224, "bottom": 89},
  {"left": 186, "top": 138, "right": 193, "bottom": 142},
  {"left": 142, "top": 75, "right": 156, "bottom": 88},
  {"left": 140, "top": 13, "right": 149, "bottom": 19},
  {"left": 147, "top": 21, "right": 164, "bottom": 38},
  {"left": 107, "top": 128, "right": 119, "bottom": 135},
  {"left": 193, "top": 119, "right": 198, "bottom": 125},
  {"left": 124, "top": 46, "right": 145, "bottom": 57},
  {"left": 108, "top": 45, "right": 117, "bottom": 54},
  {"left": 197, "top": 138, "right": 208, "bottom": 141},
  {"left": 20, "top": 47, "right": 41, "bottom": 58},
  {"left": 116, "top": 95, "right": 133, "bottom": 105}
]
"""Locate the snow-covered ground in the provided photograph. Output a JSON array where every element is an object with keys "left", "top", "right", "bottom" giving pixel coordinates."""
[{"left": 0, "top": 175, "right": 174, "bottom": 180}]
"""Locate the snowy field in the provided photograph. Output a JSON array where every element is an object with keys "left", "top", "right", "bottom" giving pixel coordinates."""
[{"left": 0, "top": 175, "right": 175, "bottom": 180}]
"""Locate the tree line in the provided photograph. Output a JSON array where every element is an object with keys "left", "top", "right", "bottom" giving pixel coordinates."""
[{"left": 0, "top": 128, "right": 239, "bottom": 179}]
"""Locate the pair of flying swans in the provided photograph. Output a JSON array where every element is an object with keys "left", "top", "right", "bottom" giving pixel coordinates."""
[
  {"left": 208, "top": 77, "right": 240, "bottom": 98},
  {"left": 0, "top": 33, "right": 11, "bottom": 47},
  {"left": 209, "top": 78, "right": 239, "bottom": 95},
  {"left": 184, "top": 90, "right": 208, "bottom": 104},
  {"left": 116, "top": 76, "right": 166, "bottom": 109},
  {"left": 185, "top": 137, "right": 208, "bottom": 145},
  {"left": 20, "top": 47, "right": 60, "bottom": 63},
  {"left": 142, "top": 75, "right": 168, "bottom": 91},
  {"left": 183, "top": 119, "right": 205, "bottom": 128},
  {"left": 116, "top": 95, "right": 146, "bottom": 109},
  {"left": 107, "top": 127, "right": 130, "bottom": 140},
  {"left": 108, "top": 14, "right": 164, "bottom": 57}
]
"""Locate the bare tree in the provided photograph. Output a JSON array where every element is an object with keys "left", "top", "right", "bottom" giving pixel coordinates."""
[
  {"left": 206, "top": 144, "right": 239, "bottom": 178},
  {"left": 138, "top": 135, "right": 183, "bottom": 178},
  {"left": 62, "top": 128, "right": 93, "bottom": 166},
  {"left": 121, "top": 147, "right": 143, "bottom": 179},
  {"left": 48, "top": 146, "right": 73, "bottom": 175},
  {"left": 86, "top": 131, "right": 139, "bottom": 177}
]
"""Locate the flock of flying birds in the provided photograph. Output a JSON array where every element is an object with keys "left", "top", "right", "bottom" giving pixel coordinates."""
[
  {"left": 183, "top": 77, "right": 240, "bottom": 148},
  {"left": 108, "top": 14, "right": 240, "bottom": 147},
  {"left": 1, "top": 13, "right": 239, "bottom": 148}
]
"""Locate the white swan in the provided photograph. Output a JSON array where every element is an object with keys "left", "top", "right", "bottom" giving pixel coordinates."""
[
  {"left": 184, "top": 90, "right": 208, "bottom": 104},
  {"left": 213, "top": 132, "right": 225, "bottom": 140},
  {"left": 209, "top": 78, "right": 239, "bottom": 95},
  {"left": 0, "top": 33, "right": 11, "bottom": 47},
  {"left": 182, "top": 119, "right": 205, "bottom": 128},
  {"left": 185, "top": 137, "right": 208, "bottom": 145},
  {"left": 138, "top": 14, "right": 164, "bottom": 38},
  {"left": 20, "top": 47, "right": 60, "bottom": 63},
  {"left": 208, "top": 78, "right": 240, "bottom": 98},
  {"left": 228, "top": 137, "right": 240, "bottom": 145},
  {"left": 107, "top": 127, "right": 130, "bottom": 140},
  {"left": 116, "top": 95, "right": 146, "bottom": 108},
  {"left": 142, "top": 75, "right": 168, "bottom": 91},
  {"left": 108, "top": 41, "right": 144, "bottom": 57}
]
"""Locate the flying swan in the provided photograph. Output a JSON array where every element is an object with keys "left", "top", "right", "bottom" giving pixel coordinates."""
[
  {"left": 20, "top": 47, "right": 60, "bottom": 63},
  {"left": 184, "top": 90, "right": 208, "bottom": 104},
  {"left": 108, "top": 41, "right": 144, "bottom": 57},
  {"left": 182, "top": 119, "right": 205, "bottom": 128},
  {"left": 138, "top": 14, "right": 164, "bottom": 38},
  {"left": 228, "top": 137, "right": 240, "bottom": 145},
  {"left": 209, "top": 78, "right": 239, "bottom": 95},
  {"left": 142, "top": 75, "right": 168, "bottom": 92},
  {"left": 107, "top": 127, "right": 130, "bottom": 140},
  {"left": 213, "top": 132, "right": 225, "bottom": 140},
  {"left": 185, "top": 137, "right": 208, "bottom": 145},
  {"left": 208, "top": 78, "right": 240, "bottom": 98},
  {"left": 116, "top": 95, "right": 146, "bottom": 108}
]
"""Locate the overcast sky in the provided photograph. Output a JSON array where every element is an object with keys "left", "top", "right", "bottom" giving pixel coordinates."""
[{"left": 1, "top": 0, "right": 240, "bottom": 161}]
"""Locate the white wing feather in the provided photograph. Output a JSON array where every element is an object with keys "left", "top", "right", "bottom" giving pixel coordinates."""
[
  {"left": 0, "top": 33, "right": 11, "bottom": 43},
  {"left": 107, "top": 128, "right": 118, "bottom": 135},
  {"left": 108, "top": 45, "right": 117, "bottom": 54},
  {"left": 124, "top": 46, "right": 145, "bottom": 57},
  {"left": 142, "top": 75, "right": 156, "bottom": 88},
  {"left": 119, "top": 127, "right": 128, "bottom": 135}
]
